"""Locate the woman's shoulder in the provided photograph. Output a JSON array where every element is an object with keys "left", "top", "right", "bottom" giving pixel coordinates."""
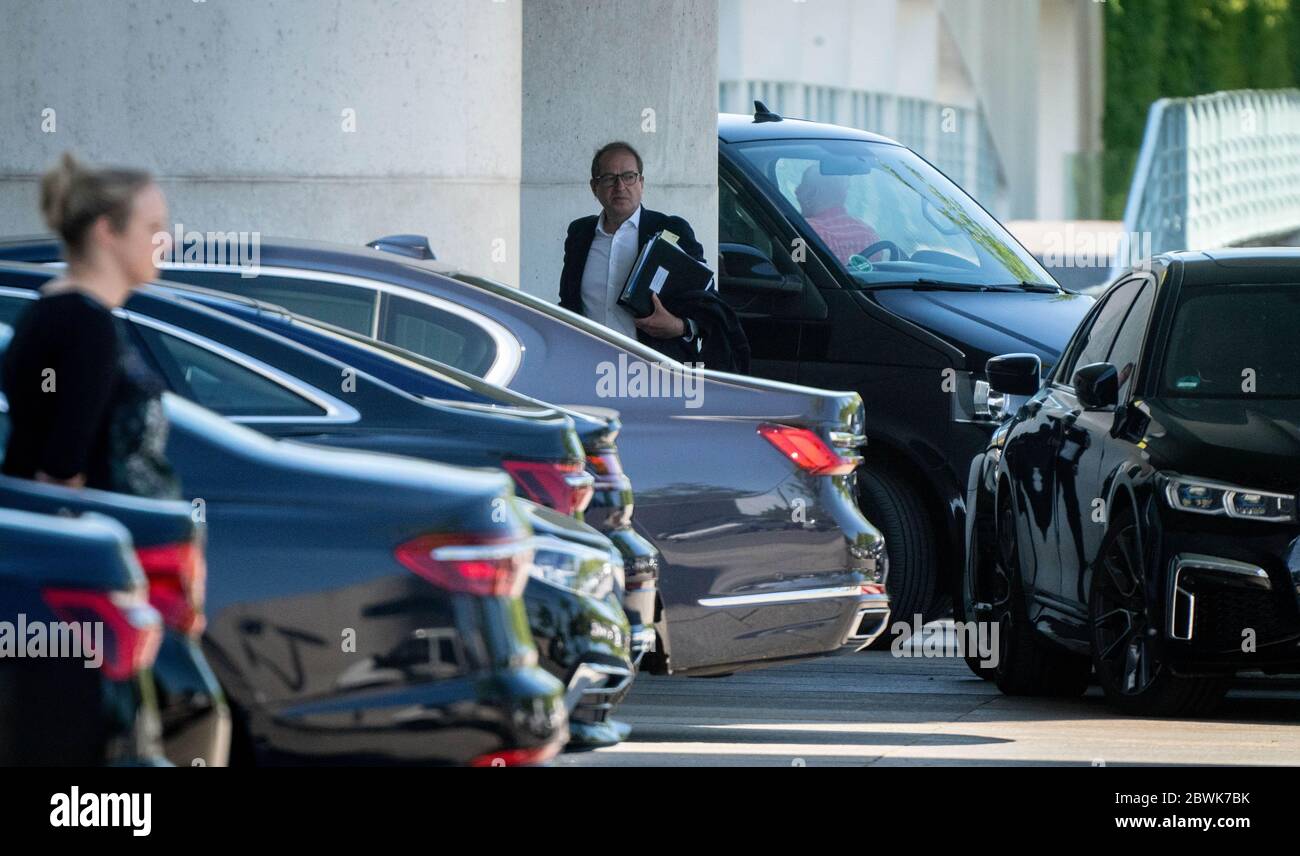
[{"left": 16, "top": 290, "right": 117, "bottom": 346}]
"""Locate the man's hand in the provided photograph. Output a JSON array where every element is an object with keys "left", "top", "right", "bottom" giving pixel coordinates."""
[{"left": 634, "top": 293, "right": 686, "bottom": 339}]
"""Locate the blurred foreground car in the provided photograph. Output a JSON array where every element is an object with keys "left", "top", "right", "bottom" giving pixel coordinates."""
[
  {"left": 62, "top": 239, "right": 892, "bottom": 675},
  {"left": 0, "top": 378, "right": 568, "bottom": 764},
  {"left": 0, "top": 508, "right": 166, "bottom": 765},
  {"left": 0, "top": 471, "right": 229, "bottom": 766},
  {"left": 966, "top": 250, "right": 1300, "bottom": 715}
]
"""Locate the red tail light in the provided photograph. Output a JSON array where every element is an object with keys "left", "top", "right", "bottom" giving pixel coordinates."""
[
  {"left": 502, "top": 459, "right": 595, "bottom": 516},
  {"left": 135, "top": 540, "right": 207, "bottom": 636},
  {"left": 41, "top": 588, "right": 163, "bottom": 682},
  {"left": 585, "top": 449, "right": 625, "bottom": 484},
  {"left": 469, "top": 743, "right": 561, "bottom": 767},
  {"left": 395, "top": 534, "right": 532, "bottom": 597},
  {"left": 758, "top": 424, "right": 859, "bottom": 476}
]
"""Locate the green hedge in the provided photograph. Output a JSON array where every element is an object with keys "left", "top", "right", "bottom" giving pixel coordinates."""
[{"left": 1103, "top": 0, "right": 1297, "bottom": 218}]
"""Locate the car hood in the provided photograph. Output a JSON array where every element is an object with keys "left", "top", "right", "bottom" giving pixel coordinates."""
[
  {"left": 1139, "top": 397, "right": 1300, "bottom": 492},
  {"left": 871, "top": 289, "right": 1093, "bottom": 373}
]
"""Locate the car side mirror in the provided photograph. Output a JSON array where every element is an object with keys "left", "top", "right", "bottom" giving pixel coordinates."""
[
  {"left": 985, "top": 353, "right": 1042, "bottom": 396},
  {"left": 1072, "top": 362, "right": 1120, "bottom": 410},
  {"left": 719, "top": 243, "right": 803, "bottom": 294}
]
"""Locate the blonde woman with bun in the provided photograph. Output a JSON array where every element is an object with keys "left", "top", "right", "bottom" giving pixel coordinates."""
[{"left": 0, "top": 153, "right": 178, "bottom": 497}]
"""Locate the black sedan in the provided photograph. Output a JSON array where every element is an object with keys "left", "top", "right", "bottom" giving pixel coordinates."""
[
  {"left": 965, "top": 249, "right": 1300, "bottom": 715},
  {"left": 0, "top": 507, "right": 167, "bottom": 765},
  {"left": 0, "top": 471, "right": 229, "bottom": 766}
]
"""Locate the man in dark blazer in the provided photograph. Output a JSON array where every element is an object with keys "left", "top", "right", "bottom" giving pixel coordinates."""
[{"left": 559, "top": 141, "right": 748, "bottom": 371}]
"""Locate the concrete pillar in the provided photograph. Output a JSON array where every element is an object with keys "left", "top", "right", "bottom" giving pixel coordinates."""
[
  {"left": 519, "top": 0, "right": 719, "bottom": 300},
  {"left": 0, "top": 0, "right": 523, "bottom": 285}
]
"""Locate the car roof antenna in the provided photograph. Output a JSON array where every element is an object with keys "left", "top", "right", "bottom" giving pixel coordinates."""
[
  {"left": 753, "top": 101, "right": 782, "bottom": 123},
  {"left": 367, "top": 234, "right": 436, "bottom": 261}
]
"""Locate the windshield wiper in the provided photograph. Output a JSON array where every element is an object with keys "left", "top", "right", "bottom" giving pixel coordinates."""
[
  {"left": 862, "top": 279, "right": 1014, "bottom": 292},
  {"left": 1000, "top": 281, "right": 1062, "bottom": 293}
]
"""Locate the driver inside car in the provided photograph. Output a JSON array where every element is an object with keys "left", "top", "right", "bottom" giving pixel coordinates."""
[{"left": 794, "top": 164, "right": 883, "bottom": 265}]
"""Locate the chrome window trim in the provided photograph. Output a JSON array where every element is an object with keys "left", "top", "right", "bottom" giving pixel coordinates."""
[
  {"left": 122, "top": 310, "right": 360, "bottom": 426},
  {"left": 156, "top": 262, "right": 523, "bottom": 386},
  {"left": 698, "top": 584, "right": 866, "bottom": 607},
  {"left": 0, "top": 285, "right": 37, "bottom": 301}
]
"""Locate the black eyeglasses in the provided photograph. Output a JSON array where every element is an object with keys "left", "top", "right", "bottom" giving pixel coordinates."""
[{"left": 593, "top": 171, "right": 642, "bottom": 188}]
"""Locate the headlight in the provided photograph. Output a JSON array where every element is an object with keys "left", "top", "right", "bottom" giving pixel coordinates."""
[
  {"left": 1160, "top": 474, "right": 1297, "bottom": 523},
  {"left": 529, "top": 535, "right": 619, "bottom": 599}
]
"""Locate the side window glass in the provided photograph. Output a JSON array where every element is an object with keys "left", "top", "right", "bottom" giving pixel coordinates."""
[
  {"left": 1105, "top": 281, "right": 1154, "bottom": 401},
  {"left": 1063, "top": 279, "right": 1141, "bottom": 382},
  {"left": 380, "top": 296, "right": 497, "bottom": 376},
  {"left": 720, "top": 177, "right": 775, "bottom": 260},
  {"left": 145, "top": 330, "right": 326, "bottom": 418},
  {"left": 159, "top": 270, "right": 376, "bottom": 334}
]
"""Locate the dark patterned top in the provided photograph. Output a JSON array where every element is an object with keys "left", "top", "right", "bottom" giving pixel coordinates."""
[{"left": 1, "top": 290, "right": 179, "bottom": 498}]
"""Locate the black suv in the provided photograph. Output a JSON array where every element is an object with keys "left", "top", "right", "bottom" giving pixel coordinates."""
[
  {"left": 717, "top": 104, "right": 1094, "bottom": 622},
  {"left": 968, "top": 249, "right": 1300, "bottom": 715}
]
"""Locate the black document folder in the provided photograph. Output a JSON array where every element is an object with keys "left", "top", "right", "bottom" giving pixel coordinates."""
[{"left": 617, "top": 231, "right": 714, "bottom": 318}]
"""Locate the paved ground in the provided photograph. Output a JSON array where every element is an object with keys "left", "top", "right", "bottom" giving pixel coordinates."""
[{"left": 559, "top": 625, "right": 1300, "bottom": 767}]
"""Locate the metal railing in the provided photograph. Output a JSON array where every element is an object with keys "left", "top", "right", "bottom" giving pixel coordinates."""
[
  {"left": 1119, "top": 89, "right": 1300, "bottom": 269},
  {"left": 720, "top": 80, "right": 1008, "bottom": 216}
]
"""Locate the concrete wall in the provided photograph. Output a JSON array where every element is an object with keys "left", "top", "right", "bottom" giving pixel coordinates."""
[
  {"left": 0, "top": 0, "right": 523, "bottom": 284},
  {"left": 519, "top": 0, "right": 718, "bottom": 300}
]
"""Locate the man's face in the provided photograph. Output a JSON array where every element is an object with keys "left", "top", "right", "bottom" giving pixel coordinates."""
[{"left": 591, "top": 149, "right": 643, "bottom": 222}]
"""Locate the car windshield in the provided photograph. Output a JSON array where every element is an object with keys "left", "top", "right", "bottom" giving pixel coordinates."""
[
  {"left": 1161, "top": 282, "right": 1300, "bottom": 399},
  {"left": 730, "top": 138, "right": 1054, "bottom": 289}
]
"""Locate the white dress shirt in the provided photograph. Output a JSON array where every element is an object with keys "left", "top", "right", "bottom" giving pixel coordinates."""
[{"left": 579, "top": 205, "right": 642, "bottom": 340}]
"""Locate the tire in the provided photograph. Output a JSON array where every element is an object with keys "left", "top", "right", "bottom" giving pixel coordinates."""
[
  {"left": 956, "top": 510, "right": 995, "bottom": 680},
  {"left": 1089, "top": 513, "right": 1230, "bottom": 716},
  {"left": 988, "top": 486, "right": 1090, "bottom": 697},
  {"left": 858, "top": 465, "right": 939, "bottom": 633}
]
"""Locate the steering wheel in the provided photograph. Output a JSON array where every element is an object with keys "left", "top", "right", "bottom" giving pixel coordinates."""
[
  {"left": 847, "top": 240, "right": 904, "bottom": 272},
  {"left": 858, "top": 240, "right": 903, "bottom": 261}
]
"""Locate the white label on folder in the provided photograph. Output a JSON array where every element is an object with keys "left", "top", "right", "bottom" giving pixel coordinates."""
[{"left": 649, "top": 266, "right": 670, "bottom": 294}]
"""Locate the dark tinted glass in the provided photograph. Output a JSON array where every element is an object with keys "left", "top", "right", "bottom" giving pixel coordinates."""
[
  {"left": 1161, "top": 283, "right": 1300, "bottom": 398},
  {"left": 1064, "top": 278, "right": 1142, "bottom": 382},
  {"left": 381, "top": 295, "right": 496, "bottom": 376},
  {"left": 146, "top": 331, "right": 326, "bottom": 417},
  {"left": 159, "top": 270, "right": 376, "bottom": 334}
]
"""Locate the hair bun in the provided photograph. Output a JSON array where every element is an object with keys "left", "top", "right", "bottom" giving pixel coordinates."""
[{"left": 40, "top": 151, "right": 82, "bottom": 233}]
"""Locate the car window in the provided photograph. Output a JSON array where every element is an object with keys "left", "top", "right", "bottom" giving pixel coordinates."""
[
  {"left": 1061, "top": 278, "right": 1142, "bottom": 384},
  {"left": 732, "top": 138, "right": 1052, "bottom": 287},
  {"left": 1161, "top": 283, "right": 1300, "bottom": 398},
  {"left": 380, "top": 295, "right": 497, "bottom": 377},
  {"left": 720, "top": 176, "right": 775, "bottom": 260},
  {"left": 142, "top": 329, "right": 327, "bottom": 418},
  {"left": 1104, "top": 280, "right": 1154, "bottom": 401},
  {"left": 159, "top": 269, "right": 377, "bottom": 334}
]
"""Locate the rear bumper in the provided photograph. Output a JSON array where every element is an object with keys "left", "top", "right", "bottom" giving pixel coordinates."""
[
  {"left": 252, "top": 665, "right": 568, "bottom": 765},
  {"left": 153, "top": 631, "right": 231, "bottom": 767},
  {"left": 524, "top": 576, "right": 635, "bottom": 731}
]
